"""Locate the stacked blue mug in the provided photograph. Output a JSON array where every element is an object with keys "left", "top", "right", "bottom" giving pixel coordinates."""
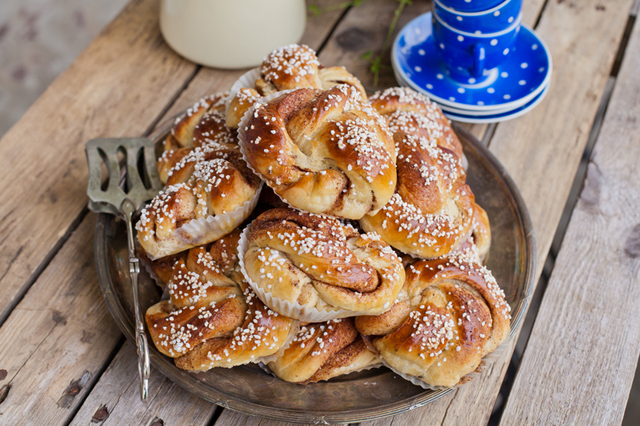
[{"left": 391, "top": 0, "right": 552, "bottom": 123}]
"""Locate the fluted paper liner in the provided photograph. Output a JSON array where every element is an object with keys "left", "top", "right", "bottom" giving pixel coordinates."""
[
  {"left": 165, "top": 182, "right": 262, "bottom": 253},
  {"left": 139, "top": 255, "right": 168, "bottom": 293},
  {"left": 257, "top": 361, "right": 276, "bottom": 377},
  {"left": 226, "top": 67, "right": 262, "bottom": 110},
  {"left": 238, "top": 225, "right": 357, "bottom": 322}
]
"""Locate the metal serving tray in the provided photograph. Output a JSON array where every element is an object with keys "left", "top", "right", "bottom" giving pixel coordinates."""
[{"left": 94, "top": 119, "right": 535, "bottom": 424}]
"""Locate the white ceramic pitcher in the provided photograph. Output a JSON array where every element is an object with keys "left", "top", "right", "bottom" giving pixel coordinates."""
[{"left": 160, "top": 0, "right": 307, "bottom": 69}]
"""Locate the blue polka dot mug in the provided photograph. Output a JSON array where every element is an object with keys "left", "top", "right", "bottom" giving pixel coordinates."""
[
  {"left": 433, "top": 0, "right": 522, "bottom": 34},
  {"left": 432, "top": 11, "right": 521, "bottom": 83}
]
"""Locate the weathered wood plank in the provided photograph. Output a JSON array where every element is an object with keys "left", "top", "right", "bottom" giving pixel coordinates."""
[
  {"left": 0, "top": 0, "right": 129, "bottom": 136},
  {"left": 488, "top": 0, "right": 634, "bottom": 271},
  {"left": 358, "top": 0, "right": 634, "bottom": 425},
  {"left": 70, "top": 342, "right": 217, "bottom": 426},
  {"left": 499, "top": 15, "right": 640, "bottom": 425},
  {"left": 0, "top": 0, "right": 198, "bottom": 324},
  {"left": 0, "top": 215, "right": 123, "bottom": 423}
]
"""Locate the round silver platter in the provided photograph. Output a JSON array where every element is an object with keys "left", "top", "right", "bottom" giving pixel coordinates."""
[{"left": 94, "top": 119, "right": 535, "bottom": 424}]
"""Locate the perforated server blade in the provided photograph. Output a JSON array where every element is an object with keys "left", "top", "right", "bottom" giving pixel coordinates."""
[{"left": 85, "top": 137, "right": 163, "bottom": 402}]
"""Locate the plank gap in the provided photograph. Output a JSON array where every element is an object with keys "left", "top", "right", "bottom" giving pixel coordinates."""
[
  {"left": 488, "top": 352, "right": 520, "bottom": 426},
  {"left": 481, "top": 123, "right": 498, "bottom": 147},
  {"left": 610, "top": 14, "right": 637, "bottom": 77},
  {"left": 315, "top": 4, "right": 354, "bottom": 55},
  {"left": 0, "top": 207, "right": 89, "bottom": 328},
  {"left": 142, "top": 65, "right": 203, "bottom": 136},
  {"left": 532, "top": 0, "right": 551, "bottom": 29},
  {"left": 622, "top": 353, "right": 640, "bottom": 425},
  {"left": 489, "top": 255, "right": 553, "bottom": 425},
  {"left": 204, "top": 405, "right": 224, "bottom": 426},
  {"left": 549, "top": 76, "right": 616, "bottom": 259},
  {"left": 63, "top": 335, "right": 126, "bottom": 426}
]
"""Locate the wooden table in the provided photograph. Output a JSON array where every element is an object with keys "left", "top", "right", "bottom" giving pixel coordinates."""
[{"left": 1, "top": 0, "right": 639, "bottom": 424}]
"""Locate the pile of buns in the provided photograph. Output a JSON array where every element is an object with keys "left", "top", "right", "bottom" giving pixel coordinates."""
[{"left": 137, "top": 44, "right": 510, "bottom": 389}]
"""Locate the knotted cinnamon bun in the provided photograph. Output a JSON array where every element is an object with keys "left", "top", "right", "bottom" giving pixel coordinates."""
[
  {"left": 240, "top": 208, "right": 405, "bottom": 320},
  {"left": 268, "top": 318, "right": 380, "bottom": 384},
  {"left": 355, "top": 253, "right": 510, "bottom": 388},
  {"left": 145, "top": 230, "right": 298, "bottom": 371},
  {"left": 158, "top": 93, "right": 237, "bottom": 183},
  {"left": 226, "top": 44, "right": 367, "bottom": 129},
  {"left": 239, "top": 86, "right": 396, "bottom": 219},
  {"left": 360, "top": 131, "right": 476, "bottom": 259},
  {"left": 137, "top": 143, "right": 261, "bottom": 259}
]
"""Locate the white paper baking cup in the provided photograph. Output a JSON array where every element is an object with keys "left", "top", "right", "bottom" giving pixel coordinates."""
[
  {"left": 226, "top": 67, "right": 262, "bottom": 111},
  {"left": 139, "top": 255, "right": 167, "bottom": 290},
  {"left": 144, "top": 182, "right": 262, "bottom": 260},
  {"left": 381, "top": 359, "right": 448, "bottom": 391},
  {"left": 174, "top": 182, "right": 262, "bottom": 245},
  {"left": 257, "top": 361, "right": 276, "bottom": 377},
  {"left": 238, "top": 225, "right": 356, "bottom": 322}
]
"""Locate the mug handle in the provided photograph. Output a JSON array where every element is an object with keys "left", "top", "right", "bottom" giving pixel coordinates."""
[{"left": 471, "top": 44, "right": 486, "bottom": 79}]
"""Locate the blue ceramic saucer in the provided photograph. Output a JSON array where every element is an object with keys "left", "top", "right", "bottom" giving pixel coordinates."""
[
  {"left": 439, "top": 81, "right": 550, "bottom": 123},
  {"left": 392, "top": 12, "right": 552, "bottom": 111}
]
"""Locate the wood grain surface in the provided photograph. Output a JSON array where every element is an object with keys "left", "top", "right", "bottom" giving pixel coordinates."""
[
  {"left": 0, "top": 216, "right": 122, "bottom": 423},
  {"left": 70, "top": 342, "right": 218, "bottom": 426},
  {"left": 0, "top": 0, "right": 198, "bottom": 326},
  {"left": 499, "top": 15, "right": 640, "bottom": 425},
  {"left": 0, "top": 0, "right": 638, "bottom": 425}
]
